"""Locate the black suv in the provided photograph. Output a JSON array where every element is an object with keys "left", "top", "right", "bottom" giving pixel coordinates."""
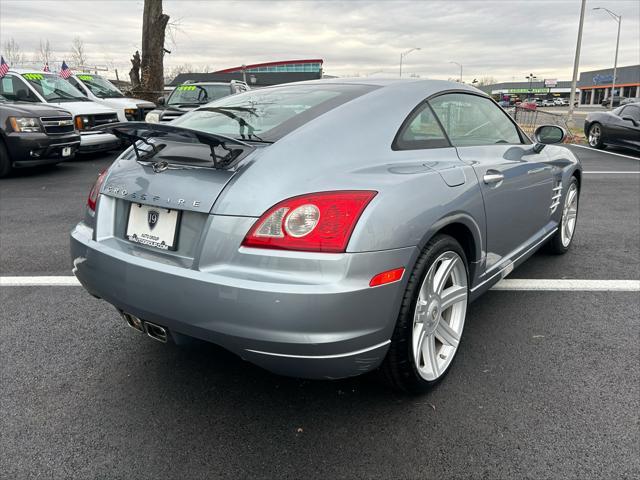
[{"left": 0, "top": 94, "right": 80, "bottom": 177}]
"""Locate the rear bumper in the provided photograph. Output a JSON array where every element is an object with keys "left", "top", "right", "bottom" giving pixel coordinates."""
[
  {"left": 78, "top": 132, "right": 120, "bottom": 153},
  {"left": 4, "top": 132, "right": 81, "bottom": 166},
  {"left": 70, "top": 221, "right": 415, "bottom": 379}
]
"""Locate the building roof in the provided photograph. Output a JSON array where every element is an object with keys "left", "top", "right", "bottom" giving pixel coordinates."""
[{"left": 214, "top": 59, "right": 323, "bottom": 74}]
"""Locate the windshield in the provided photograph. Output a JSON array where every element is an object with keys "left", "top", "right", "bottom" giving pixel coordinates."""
[
  {"left": 22, "top": 73, "right": 88, "bottom": 102},
  {"left": 172, "top": 83, "right": 378, "bottom": 143},
  {"left": 76, "top": 74, "right": 124, "bottom": 98},
  {"left": 168, "top": 84, "right": 231, "bottom": 106}
]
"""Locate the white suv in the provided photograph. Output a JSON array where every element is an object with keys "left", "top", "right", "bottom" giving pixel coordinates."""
[
  {"left": 67, "top": 74, "right": 156, "bottom": 122},
  {"left": 3, "top": 69, "right": 119, "bottom": 153}
]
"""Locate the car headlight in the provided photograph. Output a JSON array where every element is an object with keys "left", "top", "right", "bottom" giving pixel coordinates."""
[
  {"left": 75, "top": 115, "right": 90, "bottom": 130},
  {"left": 9, "top": 117, "right": 42, "bottom": 133},
  {"left": 124, "top": 108, "right": 137, "bottom": 121},
  {"left": 145, "top": 112, "right": 160, "bottom": 123}
]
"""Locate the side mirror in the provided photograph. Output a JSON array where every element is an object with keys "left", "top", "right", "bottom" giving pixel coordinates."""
[
  {"left": 622, "top": 116, "right": 639, "bottom": 127},
  {"left": 157, "top": 96, "right": 165, "bottom": 106},
  {"left": 532, "top": 125, "right": 567, "bottom": 152}
]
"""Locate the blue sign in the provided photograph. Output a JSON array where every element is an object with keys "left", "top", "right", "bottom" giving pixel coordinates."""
[{"left": 593, "top": 74, "right": 614, "bottom": 85}]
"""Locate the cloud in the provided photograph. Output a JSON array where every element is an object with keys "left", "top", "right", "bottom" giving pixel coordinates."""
[{"left": 1, "top": 0, "right": 638, "bottom": 81}]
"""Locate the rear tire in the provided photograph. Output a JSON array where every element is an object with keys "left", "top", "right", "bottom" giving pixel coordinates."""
[
  {"left": 546, "top": 177, "right": 579, "bottom": 254},
  {"left": 587, "top": 123, "right": 605, "bottom": 149},
  {"left": 380, "top": 234, "right": 469, "bottom": 393},
  {"left": 0, "top": 141, "right": 11, "bottom": 178}
]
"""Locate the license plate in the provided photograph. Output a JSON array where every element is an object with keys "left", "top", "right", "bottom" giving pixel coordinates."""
[
  {"left": 62, "top": 146, "right": 72, "bottom": 157},
  {"left": 126, "top": 203, "right": 180, "bottom": 250}
]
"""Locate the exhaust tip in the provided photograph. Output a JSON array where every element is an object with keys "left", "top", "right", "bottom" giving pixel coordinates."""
[
  {"left": 120, "top": 311, "right": 144, "bottom": 332},
  {"left": 144, "top": 321, "right": 168, "bottom": 343}
]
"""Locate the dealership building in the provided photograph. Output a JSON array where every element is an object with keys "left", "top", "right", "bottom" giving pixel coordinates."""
[
  {"left": 478, "top": 64, "right": 639, "bottom": 105},
  {"left": 577, "top": 64, "right": 640, "bottom": 105},
  {"left": 169, "top": 59, "right": 324, "bottom": 87}
]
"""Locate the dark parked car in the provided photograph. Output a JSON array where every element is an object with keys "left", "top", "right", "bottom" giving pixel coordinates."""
[
  {"left": 145, "top": 81, "right": 249, "bottom": 124},
  {"left": 601, "top": 96, "right": 625, "bottom": 108},
  {"left": 0, "top": 94, "right": 80, "bottom": 177},
  {"left": 585, "top": 102, "right": 640, "bottom": 152}
]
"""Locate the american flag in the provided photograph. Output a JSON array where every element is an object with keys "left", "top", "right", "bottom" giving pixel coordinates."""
[
  {"left": 0, "top": 56, "right": 9, "bottom": 78},
  {"left": 59, "top": 60, "right": 72, "bottom": 79},
  {"left": 43, "top": 63, "right": 50, "bottom": 72}
]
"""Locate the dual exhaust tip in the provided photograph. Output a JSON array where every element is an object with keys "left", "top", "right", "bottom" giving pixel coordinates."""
[{"left": 120, "top": 311, "right": 168, "bottom": 343}]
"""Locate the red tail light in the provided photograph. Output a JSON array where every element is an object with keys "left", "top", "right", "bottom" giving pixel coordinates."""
[
  {"left": 87, "top": 169, "right": 108, "bottom": 211},
  {"left": 242, "top": 190, "right": 377, "bottom": 253}
]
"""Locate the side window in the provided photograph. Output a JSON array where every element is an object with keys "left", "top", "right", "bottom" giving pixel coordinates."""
[
  {"left": 0, "top": 76, "right": 36, "bottom": 102},
  {"left": 429, "top": 93, "right": 523, "bottom": 146},
  {"left": 394, "top": 102, "right": 449, "bottom": 150},
  {"left": 67, "top": 77, "right": 85, "bottom": 95},
  {"left": 621, "top": 105, "right": 640, "bottom": 122}
]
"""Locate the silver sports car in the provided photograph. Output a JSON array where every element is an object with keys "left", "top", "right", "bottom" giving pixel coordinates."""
[{"left": 70, "top": 79, "right": 581, "bottom": 392}]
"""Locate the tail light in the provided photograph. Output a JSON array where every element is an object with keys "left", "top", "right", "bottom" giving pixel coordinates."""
[
  {"left": 242, "top": 191, "right": 377, "bottom": 253},
  {"left": 87, "top": 169, "right": 108, "bottom": 211}
]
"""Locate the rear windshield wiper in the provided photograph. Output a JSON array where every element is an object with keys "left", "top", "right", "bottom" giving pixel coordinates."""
[{"left": 94, "top": 122, "right": 255, "bottom": 170}]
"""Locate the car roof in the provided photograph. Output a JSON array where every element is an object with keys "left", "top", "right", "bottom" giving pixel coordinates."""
[
  {"left": 8, "top": 68, "right": 57, "bottom": 75},
  {"left": 180, "top": 82, "right": 232, "bottom": 86}
]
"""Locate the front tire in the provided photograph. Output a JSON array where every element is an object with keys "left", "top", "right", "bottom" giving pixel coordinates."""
[
  {"left": 546, "top": 177, "right": 579, "bottom": 254},
  {"left": 0, "top": 141, "right": 11, "bottom": 178},
  {"left": 587, "top": 123, "right": 605, "bottom": 149},
  {"left": 381, "top": 234, "right": 469, "bottom": 393}
]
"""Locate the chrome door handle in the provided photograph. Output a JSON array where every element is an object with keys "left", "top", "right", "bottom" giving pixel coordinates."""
[{"left": 483, "top": 171, "right": 504, "bottom": 184}]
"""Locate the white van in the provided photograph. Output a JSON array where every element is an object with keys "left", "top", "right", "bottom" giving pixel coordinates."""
[
  {"left": 2, "top": 69, "right": 120, "bottom": 153},
  {"left": 67, "top": 74, "right": 156, "bottom": 122}
]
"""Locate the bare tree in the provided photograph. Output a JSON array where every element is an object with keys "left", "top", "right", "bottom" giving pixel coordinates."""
[
  {"left": 474, "top": 76, "right": 498, "bottom": 86},
  {"left": 3, "top": 38, "right": 25, "bottom": 66},
  {"left": 139, "top": 0, "right": 170, "bottom": 102},
  {"left": 34, "top": 39, "right": 54, "bottom": 66},
  {"left": 70, "top": 37, "right": 87, "bottom": 67},
  {"left": 129, "top": 51, "right": 141, "bottom": 89}
]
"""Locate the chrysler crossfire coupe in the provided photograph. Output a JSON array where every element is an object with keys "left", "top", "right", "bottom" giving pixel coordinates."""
[{"left": 71, "top": 79, "right": 581, "bottom": 392}]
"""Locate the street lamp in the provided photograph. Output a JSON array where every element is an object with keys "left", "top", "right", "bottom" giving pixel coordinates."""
[
  {"left": 399, "top": 48, "right": 420, "bottom": 78},
  {"left": 449, "top": 61, "right": 462, "bottom": 83},
  {"left": 594, "top": 7, "right": 622, "bottom": 110},
  {"left": 526, "top": 73, "right": 537, "bottom": 96}
]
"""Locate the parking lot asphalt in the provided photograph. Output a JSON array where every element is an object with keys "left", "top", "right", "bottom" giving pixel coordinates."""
[{"left": 1, "top": 145, "right": 639, "bottom": 479}]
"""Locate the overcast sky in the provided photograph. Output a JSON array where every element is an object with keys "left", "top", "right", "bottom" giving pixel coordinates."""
[{"left": 1, "top": 0, "right": 638, "bottom": 82}]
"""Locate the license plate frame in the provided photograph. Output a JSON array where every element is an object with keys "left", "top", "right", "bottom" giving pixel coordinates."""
[{"left": 125, "top": 203, "right": 181, "bottom": 251}]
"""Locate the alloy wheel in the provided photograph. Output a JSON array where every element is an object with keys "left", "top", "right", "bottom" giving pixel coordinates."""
[
  {"left": 561, "top": 182, "right": 579, "bottom": 247},
  {"left": 588, "top": 124, "right": 601, "bottom": 147},
  {"left": 412, "top": 251, "right": 468, "bottom": 381}
]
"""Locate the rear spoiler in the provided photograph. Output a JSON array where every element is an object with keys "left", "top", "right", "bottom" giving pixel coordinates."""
[{"left": 94, "top": 122, "right": 255, "bottom": 169}]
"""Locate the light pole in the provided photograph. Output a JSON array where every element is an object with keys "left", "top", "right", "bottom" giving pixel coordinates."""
[
  {"left": 568, "top": 0, "right": 586, "bottom": 124},
  {"left": 399, "top": 48, "right": 420, "bottom": 78},
  {"left": 594, "top": 7, "right": 622, "bottom": 110},
  {"left": 526, "top": 73, "right": 537, "bottom": 97},
  {"left": 449, "top": 61, "right": 462, "bottom": 83}
]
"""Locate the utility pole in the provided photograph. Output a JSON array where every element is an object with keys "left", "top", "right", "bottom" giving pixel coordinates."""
[
  {"left": 399, "top": 48, "right": 420, "bottom": 78},
  {"left": 568, "top": 0, "right": 586, "bottom": 124},
  {"left": 449, "top": 61, "right": 462, "bottom": 83},
  {"left": 594, "top": 7, "right": 622, "bottom": 110}
]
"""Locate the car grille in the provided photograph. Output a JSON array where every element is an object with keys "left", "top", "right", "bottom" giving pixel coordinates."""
[
  {"left": 160, "top": 111, "right": 186, "bottom": 122},
  {"left": 93, "top": 113, "right": 119, "bottom": 127},
  {"left": 40, "top": 116, "right": 75, "bottom": 134}
]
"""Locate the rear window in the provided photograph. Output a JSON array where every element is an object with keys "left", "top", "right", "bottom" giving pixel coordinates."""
[
  {"left": 168, "top": 84, "right": 231, "bottom": 106},
  {"left": 172, "top": 83, "right": 378, "bottom": 142}
]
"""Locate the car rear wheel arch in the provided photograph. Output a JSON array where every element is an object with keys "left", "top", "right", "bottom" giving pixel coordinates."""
[{"left": 416, "top": 218, "right": 480, "bottom": 285}]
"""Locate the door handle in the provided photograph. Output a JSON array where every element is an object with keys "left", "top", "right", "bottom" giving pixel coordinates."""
[{"left": 483, "top": 171, "right": 504, "bottom": 185}]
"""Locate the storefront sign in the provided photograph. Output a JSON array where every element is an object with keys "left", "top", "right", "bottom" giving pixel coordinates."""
[
  {"left": 507, "top": 88, "right": 549, "bottom": 94},
  {"left": 593, "top": 74, "right": 614, "bottom": 85},
  {"left": 544, "top": 79, "right": 557, "bottom": 87}
]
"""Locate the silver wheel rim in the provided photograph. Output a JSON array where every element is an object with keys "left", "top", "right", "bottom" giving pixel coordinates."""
[
  {"left": 412, "top": 251, "right": 468, "bottom": 381},
  {"left": 561, "top": 183, "right": 579, "bottom": 247},
  {"left": 588, "top": 125, "right": 601, "bottom": 147}
]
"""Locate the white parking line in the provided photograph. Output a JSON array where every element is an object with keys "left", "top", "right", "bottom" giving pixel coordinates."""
[
  {"left": 1, "top": 276, "right": 639, "bottom": 291},
  {"left": 583, "top": 171, "right": 640, "bottom": 174},
  {"left": 571, "top": 144, "right": 640, "bottom": 161},
  {"left": 493, "top": 279, "right": 640, "bottom": 291}
]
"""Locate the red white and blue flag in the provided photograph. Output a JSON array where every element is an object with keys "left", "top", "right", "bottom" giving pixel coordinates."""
[
  {"left": 43, "top": 63, "right": 50, "bottom": 72},
  {"left": 59, "top": 60, "right": 72, "bottom": 79},
  {"left": 0, "top": 56, "right": 9, "bottom": 78}
]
